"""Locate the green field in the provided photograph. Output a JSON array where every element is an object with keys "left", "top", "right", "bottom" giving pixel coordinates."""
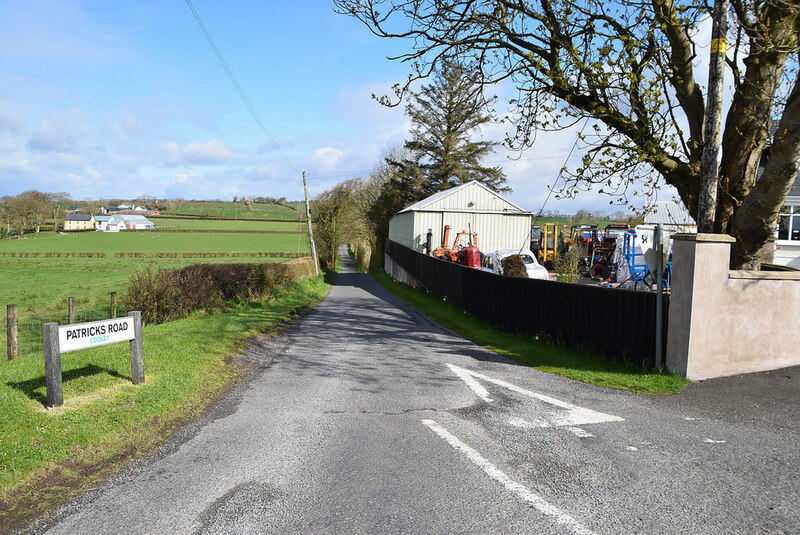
[
  {"left": 0, "top": 256, "right": 288, "bottom": 310},
  {"left": 162, "top": 201, "right": 302, "bottom": 220},
  {"left": 0, "top": 228, "right": 312, "bottom": 327},
  {"left": 151, "top": 217, "right": 305, "bottom": 231},
  {"left": 0, "top": 232, "right": 309, "bottom": 254}
]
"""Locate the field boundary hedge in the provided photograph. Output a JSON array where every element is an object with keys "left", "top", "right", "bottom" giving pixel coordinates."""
[
  {"left": 0, "top": 251, "right": 107, "bottom": 258},
  {"left": 123, "top": 257, "right": 317, "bottom": 324},
  {"left": 114, "top": 251, "right": 306, "bottom": 258},
  {"left": 150, "top": 214, "right": 306, "bottom": 223},
  {"left": 154, "top": 229, "right": 305, "bottom": 234}
]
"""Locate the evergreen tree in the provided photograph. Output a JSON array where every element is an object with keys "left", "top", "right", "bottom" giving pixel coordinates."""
[{"left": 394, "top": 61, "right": 508, "bottom": 199}]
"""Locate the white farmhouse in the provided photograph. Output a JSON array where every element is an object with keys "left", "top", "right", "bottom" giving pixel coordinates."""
[
  {"left": 388, "top": 181, "right": 532, "bottom": 254},
  {"left": 118, "top": 215, "right": 156, "bottom": 231},
  {"left": 96, "top": 215, "right": 155, "bottom": 232}
]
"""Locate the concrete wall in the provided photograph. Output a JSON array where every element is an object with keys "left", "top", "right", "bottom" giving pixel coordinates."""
[{"left": 667, "top": 234, "right": 800, "bottom": 380}]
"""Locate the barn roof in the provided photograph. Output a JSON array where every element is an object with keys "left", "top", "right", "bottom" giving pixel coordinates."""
[
  {"left": 643, "top": 201, "right": 696, "bottom": 226},
  {"left": 399, "top": 181, "right": 530, "bottom": 214},
  {"left": 117, "top": 215, "right": 155, "bottom": 225}
]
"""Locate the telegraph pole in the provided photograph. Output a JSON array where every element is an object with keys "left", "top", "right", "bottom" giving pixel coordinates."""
[
  {"left": 697, "top": 0, "right": 729, "bottom": 233},
  {"left": 302, "top": 172, "right": 319, "bottom": 276}
]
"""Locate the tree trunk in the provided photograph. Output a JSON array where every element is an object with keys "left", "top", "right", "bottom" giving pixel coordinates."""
[{"left": 731, "top": 72, "right": 800, "bottom": 269}]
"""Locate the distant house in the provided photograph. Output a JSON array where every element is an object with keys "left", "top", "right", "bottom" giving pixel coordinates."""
[
  {"left": 105, "top": 216, "right": 126, "bottom": 232},
  {"left": 759, "top": 126, "right": 800, "bottom": 267},
  {"left": 95, "top": 215, "right": 155, "bottom": 232},
  {"left": 118, "top": 215, "right": 155, "bottom": 231},
  {"left": 64, "top": 213, "right": 95, "bottom": 231},
  {"left": 94, "top": 215, "right": 112, "bottom": 231}
]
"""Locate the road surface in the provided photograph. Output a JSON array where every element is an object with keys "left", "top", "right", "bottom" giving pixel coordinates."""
[{"left": 28, "top": 246, "right": 800, "bottom": 534}]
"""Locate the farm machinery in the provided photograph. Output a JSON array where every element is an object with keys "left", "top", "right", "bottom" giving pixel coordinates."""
[
  {"left": 589, "top": 223, "right": 630, "bottom": 279},
  {"left": 562, "top": 224, "right": 600, "bottom": 276},
  {"left": 530, "top": 223, "right": 561, "bottom": 269},
  {"left": 431, "top": 225, "right": 481, "bottom": 269},
  {"left": 617, "top": 226, "right": 673, "bottom": 290}
]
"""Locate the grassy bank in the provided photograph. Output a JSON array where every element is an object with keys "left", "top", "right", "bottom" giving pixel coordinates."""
[
  {"left": 373, "top": 271, "right": 688, "bottom": 394},
  {"left": 0, "top": 276, "right": 330, "bottom": 530}
]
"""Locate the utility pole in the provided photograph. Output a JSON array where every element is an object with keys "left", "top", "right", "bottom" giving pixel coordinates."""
[
  {"left": 697, "top": 0, "right": 729, "bottom": 233},
  {"left": 302, "top": 172, "right": 319, "bottom": 276}
]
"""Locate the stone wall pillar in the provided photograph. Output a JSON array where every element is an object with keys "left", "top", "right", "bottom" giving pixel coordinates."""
[{"left": 666, "top": 233, "right": 735, "bottom": 379}]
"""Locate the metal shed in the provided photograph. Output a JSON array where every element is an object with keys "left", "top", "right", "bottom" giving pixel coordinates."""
[{"left": 388, "top": 181, "right": 532, "bottom": 254}]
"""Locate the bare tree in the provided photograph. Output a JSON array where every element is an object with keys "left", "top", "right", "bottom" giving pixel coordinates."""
[
  {"left": 4, "top": 191, "right": 49, "bottom": 235},
  {"left": 336, "top": 0, "right": 800, "bottom": 268}
]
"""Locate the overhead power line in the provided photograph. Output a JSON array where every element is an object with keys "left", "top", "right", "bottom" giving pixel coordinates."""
[
  {"left": 531, "top": 118, "right": 590, "bottom": 228},
  {"left": 184, "top": 0, "right": 296, "bottom": 173},
  {"left": 304, "top": 153, "right": 576, "bottom": 181}
]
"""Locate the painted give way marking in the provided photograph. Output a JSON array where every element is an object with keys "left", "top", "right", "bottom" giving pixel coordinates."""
[
  {"left": 446, "top": 363, "right": 624, "bottom": 434},
  {"left": 422, "top": 419, "right": 597, "bottom": 535}
]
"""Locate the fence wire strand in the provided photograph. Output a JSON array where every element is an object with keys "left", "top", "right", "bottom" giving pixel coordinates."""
[{"left": 4, "top": 298, "right": 129, "bottom": 359}]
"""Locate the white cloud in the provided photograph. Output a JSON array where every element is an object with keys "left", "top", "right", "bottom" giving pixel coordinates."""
[
  {"left": 175, "top": 170, "right": 198, "bottom": 184},
  {"left": 27, "top": 109, "right": 89, "bottom": 152},
  {"left": 309, "top": 147, "right": 344, "bottom": 172},
  {"left": 162, "top": 139, "right": 235, "bottom": 167},
  {"left": 0, "top": 106, "right": 21, "bottom": 133}
]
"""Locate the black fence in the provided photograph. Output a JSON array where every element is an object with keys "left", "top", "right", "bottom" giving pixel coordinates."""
[{"left": 386, "top": 240, "right": 668, "bottom": 368}]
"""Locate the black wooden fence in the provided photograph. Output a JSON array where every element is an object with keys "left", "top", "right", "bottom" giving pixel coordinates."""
[{"left": 386, "top": 240, "right": 668, "bottom": 368}]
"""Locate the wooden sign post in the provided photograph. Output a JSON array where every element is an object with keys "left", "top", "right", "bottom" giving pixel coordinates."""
[{"left": 42, "top": 311, "right": 144, "bottom": 408}]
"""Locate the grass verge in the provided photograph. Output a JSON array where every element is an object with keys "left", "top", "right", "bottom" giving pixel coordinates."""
[
  {"left": 0, "top": 275, "right": 330, "bottom": 531},
  {"left": 373, "top": 270, "right": 688, "bottom": 395}
]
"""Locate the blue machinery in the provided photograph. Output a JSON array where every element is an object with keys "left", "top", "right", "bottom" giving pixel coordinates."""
[{"left": 621, "top": 230, "right": 672, "bottom": 289}]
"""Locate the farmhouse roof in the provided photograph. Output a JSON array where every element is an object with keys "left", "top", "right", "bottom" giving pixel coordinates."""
[
  {"left": 66, "top": 213, "right": 93, "bottom": 221},
  {"left": 118, "top": 215, "right": 155, "bottom": 225},
  {"left": 399, "top": 181, "right": 530, "bottom": 214}
]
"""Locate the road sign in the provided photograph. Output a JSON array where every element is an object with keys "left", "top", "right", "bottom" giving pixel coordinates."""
[
  {"left": 58, "top": 317, "right": 135, "bottom": 353},
  {"left": 42, "top": 311, "right": 144, "bottom": 407}
]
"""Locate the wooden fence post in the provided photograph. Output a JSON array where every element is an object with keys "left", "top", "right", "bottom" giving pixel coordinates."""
[
  {"left": 68, "top": 296, "right": 75, "bottom": 324},
  {"left": 110, "top": 292, "right": 117, "bottom": 319},
  {"left": 7, "top": 304, "right": 17, "bottom": 360},
  {"left": 42, "top": 322, "right": 63, "bottom": 407},
  {"left": 128, "top": 311, "right": 144, "bottom": 385}
]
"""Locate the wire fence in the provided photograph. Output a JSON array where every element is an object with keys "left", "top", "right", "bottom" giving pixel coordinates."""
[{"left": 4, "top": 295, "right": 129, "bottom": 360}]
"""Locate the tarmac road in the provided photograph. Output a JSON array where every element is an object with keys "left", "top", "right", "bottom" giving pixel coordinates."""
[{"left": 27, "top": 246, "right": 800, "bottom": 534}]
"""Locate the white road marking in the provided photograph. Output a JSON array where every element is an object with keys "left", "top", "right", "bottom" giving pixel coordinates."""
[
  {"left": 704, "top": 438, "right": 727, "bottom": 444},
  {"left": 446, "top": 363, "right": 493, "bottom": 402},
  {"left": 508, "top": 418, "right": 595, "bottom": 438},
  {"left": 568, "top": 427, "right": 595, "bottom": 438},
  {"left": 626, "top": 446, "right": 639, "bottom": 451},
  {"left": 421, "top": 419, "right": 597, "bottom": 535},
  {"left": 448, "top": 364, "right": 624, "bottom": 427}
]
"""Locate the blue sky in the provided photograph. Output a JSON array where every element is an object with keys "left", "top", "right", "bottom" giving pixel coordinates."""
[{"left": 0, "top": 0, "right": 681, "bottom": 214}]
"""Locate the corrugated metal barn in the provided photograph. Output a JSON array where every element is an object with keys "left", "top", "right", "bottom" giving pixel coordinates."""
[{"left": 388, "top": 181, "right": 532, "bottom": 254}]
